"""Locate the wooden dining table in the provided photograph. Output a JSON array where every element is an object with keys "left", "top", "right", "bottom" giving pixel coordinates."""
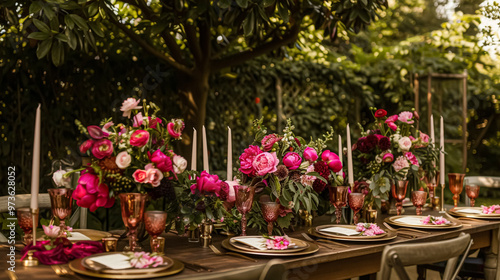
[{"left": 3, "top": 207, "right": 500, "bottom": 280}]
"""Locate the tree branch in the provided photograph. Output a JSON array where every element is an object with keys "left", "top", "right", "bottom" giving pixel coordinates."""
[
  {"left": 199, "top": 20, "right": 211, "bottom": 69},
  {"left": 184, "top": 24, "right": 202, "bottom": 65}
]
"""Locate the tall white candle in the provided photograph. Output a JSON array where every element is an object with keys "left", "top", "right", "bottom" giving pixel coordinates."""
[
  {"left": 346, "top": 124, "right": 353, "bottom": 185},
  {"left": 30, "top": 104, "right": 41, "bottom": 210},
  {"left": 430, "top": 114, "right": 435, "bottom": 145},
  {"left": 203, "top": 125, "right": 209, "bottom": 173},
  {"left": 440, "top": 116, "right": 445, "bottom": 185},
  {"left": 337, "top": 135, "right": 343, "bottom": 176},
  {"left": 191, "top": 128, "right": 197, "bottom": 171},
  {"left": 227, "top": 127, "right": 232, "bottom": 181}
]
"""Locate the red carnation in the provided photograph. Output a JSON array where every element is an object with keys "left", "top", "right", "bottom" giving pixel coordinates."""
[
  {"left": 378, "top": 136, "right": 391, "bottom": 150},
  {"left": 312, "top": 161, "right": 329, "bottom": 193},
  {"left": 375, "top": 109, "right": 387, "bottom": 118}
]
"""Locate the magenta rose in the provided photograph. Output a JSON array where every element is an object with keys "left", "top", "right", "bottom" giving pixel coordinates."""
[
  {"left": 144, "top": 164, "right": 163, "bottom": 187},
  {"left": 190, "top": 171, "right": 222, "bottom": 196},
  {"left": 133, "top": 169, "right": 147, "bottom": 183},
  {"left": 239, "top": 145, "right": 262, "bottom": 176},
  {"left": 261, "top": 134, "right": 282, "bottom": 152},
  {"left": 283, "top": 152, "right": 302, "bottom": 170},
  {"left": 252, "top": 152, "right": 279, "bottom": 176},
  {"left": 91, "top": 139, "right": 113, "bottom": 159},
  {"left": 321, "top": 150, "right": 342, "bottom": 172},
  {"left": 303, "top": 147, "right": 318, "bottom": 162},
  {"left": 87, "top": 125, "right": 109, "bottom": 140},
  {"left": 73, "top": 172, "right": 114, "bottom": 212},
  {"left": 130, "top": 130, "right": 150, "bottom": 147},
  {"left": 80, "top": 139, "right": 94, "bottom": 154},
  {"left": 148, "top": 149, "right": 173, "bottom": 172},
  {"left": 167, "top": 119, "right": 184, "bottom": 139}
]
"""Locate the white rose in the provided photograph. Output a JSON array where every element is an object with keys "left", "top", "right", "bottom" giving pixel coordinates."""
[
  {"left": 173, "top": 155, "right": 187, "bottom": 174},
  {"left": 53, "top": 170, "right": 71, "bottom": 187},
  {"left": 116, "top": 151, "right": 132, "bottom": 169},
  {"left": 398, "top": 136, "right": 412, "bottom": 151}
]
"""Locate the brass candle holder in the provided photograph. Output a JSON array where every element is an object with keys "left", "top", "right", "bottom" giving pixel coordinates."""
[{"left": 23, "top": 208, "right": 39, "bottom": 267}]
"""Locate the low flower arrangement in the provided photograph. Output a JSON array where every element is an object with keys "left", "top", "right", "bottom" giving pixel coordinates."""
[
  {"left": 421, "top": 215, "right": 450, "bottom": 225},
  {"left": 481, "top": 205, "right": 500, "bottom": 214},
  {"left": 355, "top": 223, "right": 385, "bottom": 236}
]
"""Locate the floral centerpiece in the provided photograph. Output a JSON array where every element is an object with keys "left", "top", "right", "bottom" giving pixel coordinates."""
[
  {"left": 353, "top": 108, "right": 438, "bottom": 207},
  {"left": 72, "top": 98, "right": 187, "bottom": 212}
]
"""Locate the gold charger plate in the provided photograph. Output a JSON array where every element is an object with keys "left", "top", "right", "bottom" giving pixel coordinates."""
[
  {"left": 385, "top": 215, "right": 462, "bottom": 229},
  {"left": 69, "top": 257, "right": 184, "bottom": 279},
  {"left": 37, "top": 229, "right": 112, "bottom": 243},
  {"left": 315, "top": 225, "right": 388, "bottom": 240},
  {"left": 448, "top": 207, "right": 500, "bottom": 220},
  {"left": 222, "top": 239, "right": 319, "bottom": 257},
  {"left": 81, "top": 253, "right": 174, "bottom": 275},
  {"left": 307, "top": 228, "right": 397, "bottom": 242},
  {"left": 229, "top": 236, "right": 309, "bottom": 253}
]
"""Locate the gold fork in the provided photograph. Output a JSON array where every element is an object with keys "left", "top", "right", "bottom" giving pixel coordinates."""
[
  {"left": 209, "top": 244, "right": 257, "bottom": 262},
  {"left": 302, "top": 232, "right": 350, "bottom": 248},
  {"left": 52, "top": 264, "right": 84, "bottom": 280}
]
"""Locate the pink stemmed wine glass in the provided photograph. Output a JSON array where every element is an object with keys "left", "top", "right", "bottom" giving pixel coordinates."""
[
  {"left": 448, "top": 173, "right": 465, "bottom": 208},
  {"left": 348, "top": 192, "right": 365, "bottom": 224},
  {"left": 328, "top": 186, "right": 349, "bottom": 224},
  {"left": 234, "top": 185, "right": 256, "bottom": 236},
  {"left": 18, "top": 208, "right": 37, "bottom": 245},
  {"left": 391, "top": 180, "right": 408, "bottom": 216},
  {"left": 259, "top": 200, "right": 281, "bottom": 236},
  {"left": 119, "top": 193, "right": 147, "bottom": 252},
  {"left": 411, "top": 191, "right": 428, "bottom": 216},
  {"left": 144, "top": 211, "right": 167, "bottom": 254},
  {"left": 465, "top": 183, "right": 480, "bottom": 207},
  {"left": 48, "top": 188, "right": 73, "bottom": 233}
]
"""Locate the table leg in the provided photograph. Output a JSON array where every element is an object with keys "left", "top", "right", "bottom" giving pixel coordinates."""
[{"left": 483, "top": 226, "right": 499, "bottom": 280}]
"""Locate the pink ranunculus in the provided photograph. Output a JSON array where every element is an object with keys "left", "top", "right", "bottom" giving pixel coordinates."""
[
  {"left": 375, "top": 109, "right": 387, "bottom": 118},
  {"left": 80, "top": 139, "right": 94, "bottom": 154},
  {"left": 392, "top": 156, "right": 409, "bottom": 172},
  {"left": 239, "top": 145, "right": 263, "bottom": 176},
  {"left": 115, "top": 151, "right": 132, "bottom": 169},
  {"left": 172, "top": 155, "right": 187, "bottom": 174},
  {"left": 148, "top": 149, "right": 173, "bottom": 172},
  {"left": 398, "top": 111, "right": 414, "bottom": 124},
  {"left": 190, "top": 171, "right": 223, "bottom": 196},
  {"left": 382, "top": 153, "right": 394, "bottom": 163},
  {"left": 283, "top": 152, "right": 302, "bottom": 170},
  {"left": 120, "top": 98, "right": 142, "bottom": 118},
  {"left": 144, "top": 164, "right": 163, "bottom": 187},
  {"left": 73, "top": 172, "right": 113, "bottom": 212},
  {"left": 167, "top": 119, "right": 184, "bottom": 139},
  {"left": 387, "top": 122, "right": 398, "bottom": 131},
  {"left": 91, "top": 139, "right": 114, "bottom": 159},
  {"left": 43, "top": 225, "right": 61, "bottom": 238},
  {"left": 148, "top": 117, "right": 162, "bottom": 129},
  {"left": 386, "top": 115, "right": 398, "bottom": 123},
  {"left": 261, "top": 134, "right": 282, "bottom": 151},
  {"left": 225, "top": 180, "right": 238, "bottom": 203},
  {"left": 130, "top": 130, "right": 150, "bottom": 147},
  {"left": 87, "top": 125, "right": 110, "bottom": 140},
  {"left": 303, "top": 147, "right": 318, "bottom": 163},
  {"left": 252, "top": 152, "right": 279, "bottom": 176},
  {"left": 404, "top": 152, "right": 419, "bottom": 166},
  {"left": 398, "top": 136, "right": 412, "bottom": 151},
  {"left": 321, "top": 150, "right": 342, "bottom": 172},
  {"left": 133, "top": 169, "right": 147, "bottom": 183},
  {"left": 133, "top": 112, "right": 144, "bottom": 127}
]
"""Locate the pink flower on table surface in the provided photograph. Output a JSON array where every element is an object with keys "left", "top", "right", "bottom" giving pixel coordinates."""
[
  {"left": 303, "top": 147, "right": 318, "bottom": 163},
  {"left": 404, "top": 152, "right": 419, "bottom": 166},
  {"left": 148, "top": 117, "right": 162, "bottom": 129},
  {"left": 355, "top": 223, "right": 385, "bottom": 236},
  {"left": 239, "top": 145, "right": 263, "bottom": 176},
  {"left": 398, "top": 111, "right": 414, "bottom": 124},
  {"left": 87, "top": 125, "right": 110, "bottom": 140},
  {"left": 398, "top": 136, "right": 412, "bottom": 151},
  {"left": 300, "top": 165, "right": 316, "bottom": 187},
  {"left": 80, "top": 139, "right": 94, "bottom": 154},
  {"left": 252, "top": 152, "right": 279, "bottom": 176},
  {"left": 130, "top": 130, "right": 150, "bottom": 147},
  {"left": 225, "top": 180, "right": 238, "bottom": 203},
  {"left": 283, "top": 152, "right": 302, "bottom": 170},
  {"left": 266, "top": 236, "right": 291, "bottom": 250},
  {"left": 375, "top": 109, "right": 387, "bottom": 118},
  {"left": 321, "top": 150, "right": 342, "bottom": 172},
  {"left": 148, "top": 149, "right": 173, "bottom": 172},
  {"left": 115, "top": 151, "right": 132, "bottom": 169},
  {"left": 382, "top": 153, "right": 394, "bottom": 163},
  {"left": 120, "top": 98, "right": 142, "bottom": 118},
  {"left": 144, "top": 164, "right": 164, "bottom": 187},
  {"left": 91, "top": 139, "right": 114, "bottom": 159},
  {"left": 481, "top": 205, "right": 500, "bottom": 214},
  {"left": 133, "top": 112, "right": 144, "bottom": 127},
  {"left": 261, "top": 134, "right": 282, "bottom": 151},
  {"left": 421, "top": 215, "right": 450, "bottom": 225},
  {"left": 167, "top": 119, "right": 184, "bottom": 139},
  {"left": 392, "top": 156, "right": 409, "bottom": 172},
  {"left": 172, "top": 155, "right": 187, "bottom": 174},
  {"left": 73, "top": 173, "right": 114, "bottom": 212},
  {"left": 190, "top": 171, "right": 223, "bottom": 196},
  {"left": 43, "top": 225, "right": 61, "bottom": 238},
  {"left": 421, "top": 215, "right": 431, "bottom": 225},
  {"left": 133, "top": 169, "right": 147, "bottom": 183}
]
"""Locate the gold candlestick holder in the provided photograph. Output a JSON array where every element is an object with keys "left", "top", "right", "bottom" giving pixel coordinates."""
[
  {"left": 23, "top": 208, "right": 39, "bottom": 267},
  {"left": 439, "top": 184, "right": 446, "bottom": 213}
]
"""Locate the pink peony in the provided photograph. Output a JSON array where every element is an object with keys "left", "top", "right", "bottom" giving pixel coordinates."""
[
  {"left": 80, "top": 139, "right": 94, "bottom": 154},
  {"left": 398, "top": 111, "right": 414, "bottom": 124},
  {"left": 87, "top": 125, "right": 110, "bottom": 140},
  {"left": 91, "top": 139, "right": 114, "bottom": 159},
  {"left": 283, "top": 152, "right": 302, "bottom": 170},
  {"left": 120, "top": 98, "right": 142, "bottom": 118},
  {"left": 382, "top": 153, "right": 394, "bottom": 163},
  {"left": 303, "top": 147, "right": 318, "bottom": 163},
  {"left": 404, "top": 152, "right": 419, "bottom": 166},
  {"left": 43, "top": 225, "right": 61, "bottom": 238},
  {"left": 144, "top": 164, "right": 163, "bottom": 187},
  {"left": 252, "top": 152, "right": 279, "bottom": 176},
  {"left": 73, "top": 172, "right": 114, "bottom": 212},
  {"left": 239, "top": 145, "right": 262, "bottom": 176},
  {"left": 167, "top": 119, "right": 184, "bottom": 139},
  {"left": 133, "top": 169, "right": 147, "bottom": 183},
  {"left": 398, "top": 136, "right": 412, "bottom": 151},
  {"left": 321, "top": 150, "right": 342, "bottom": 172},
  {"left": 148, "top": 149, "right": 173, "bottom": 172},
  {"left": 261, "top": 134, "right": 282, "bottom": 151},
  {"left": 190, "top": 171, "right": 223, "bottom": 196},
  {"left": 133, "top": 112, "right": 144, "bottom": 127},
  {"left": 130, "top": 130, "right": 150, "bottom": 147},
  {"left": 115, "top": 151, "right": 132, "bottom": 169},
  {"left": 392, "top": 156, "right": 409, "bottom": 172}
]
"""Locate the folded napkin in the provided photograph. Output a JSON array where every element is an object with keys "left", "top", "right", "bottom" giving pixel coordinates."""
[
  {"left": 233, "top": 237, "right": 268, "bottom": 250},
  {"left": 455, "top": 208, "right": 482, "bottom": 214},
  {"left": 20, "top": 237, "right": 104, "bottom": 265},
  {"left": 67, "top": 232, "right": 92, "bottom": 241},
  {"left": 87, "top": 254, "right": 132, "bottom": 270},
  {"left": 319, "top": 227, "right": 359, "bottom": 236},
  {"left": 394, "top": 216, "right": 424, "bottom": 225}
]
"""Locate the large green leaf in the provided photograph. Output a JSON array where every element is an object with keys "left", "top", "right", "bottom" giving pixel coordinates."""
[
  {"left": 89, "top": 22, "right": 104, "bottom": 37},
  {"left": 33, "top": 19, "right": 50, "bottom": 33},
  {"left": 29, "top": 1, "right": 43, "bottom": 14},
  {"left": 236, "top": 0, "right": 248, "bottom": 8},
  {"left": 36, "top": 38, "right": 52, "bottom": 59},
  {"left": 69, "top": 14, "right": 89, "bottom": 30},
  {"left": 27, "top": 32, "right": 50, "bottom": 40}
]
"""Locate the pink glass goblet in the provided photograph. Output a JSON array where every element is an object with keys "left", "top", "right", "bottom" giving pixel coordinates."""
[
  {"left": 465, "top": 184, "right": 480, "bottom": 207},
  {"left": 448, "top": 173, "right": 465, "bottom": 208},
  {"left": 259, "top": 201, "right": 281, "bottom": 236},
  {"left": 411, "top": 191, "right": 428, "bottom": 216},
  {"left": 391, "top": 180, "right": 408, "bottom": 216},
  {"left": 328, "top": 186, "right": 349, "bottom": 224},
  {"left": 144, "top": 211, "right": 167, "bottom": 254},
  {"left": 348, "top": 192, "right": 365, "bottom": 224},
  {"left": 119, "top": 193, "right": 147, "bottom": 252},
  {"left": 48, "top": 188, "right": 73, "bottom": 233},
  {"left": 234, "top": 185, "right": 256, "bottom": 236},
  {"left": 18, "top": 208, "right": 37, "bottom": 245}
]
